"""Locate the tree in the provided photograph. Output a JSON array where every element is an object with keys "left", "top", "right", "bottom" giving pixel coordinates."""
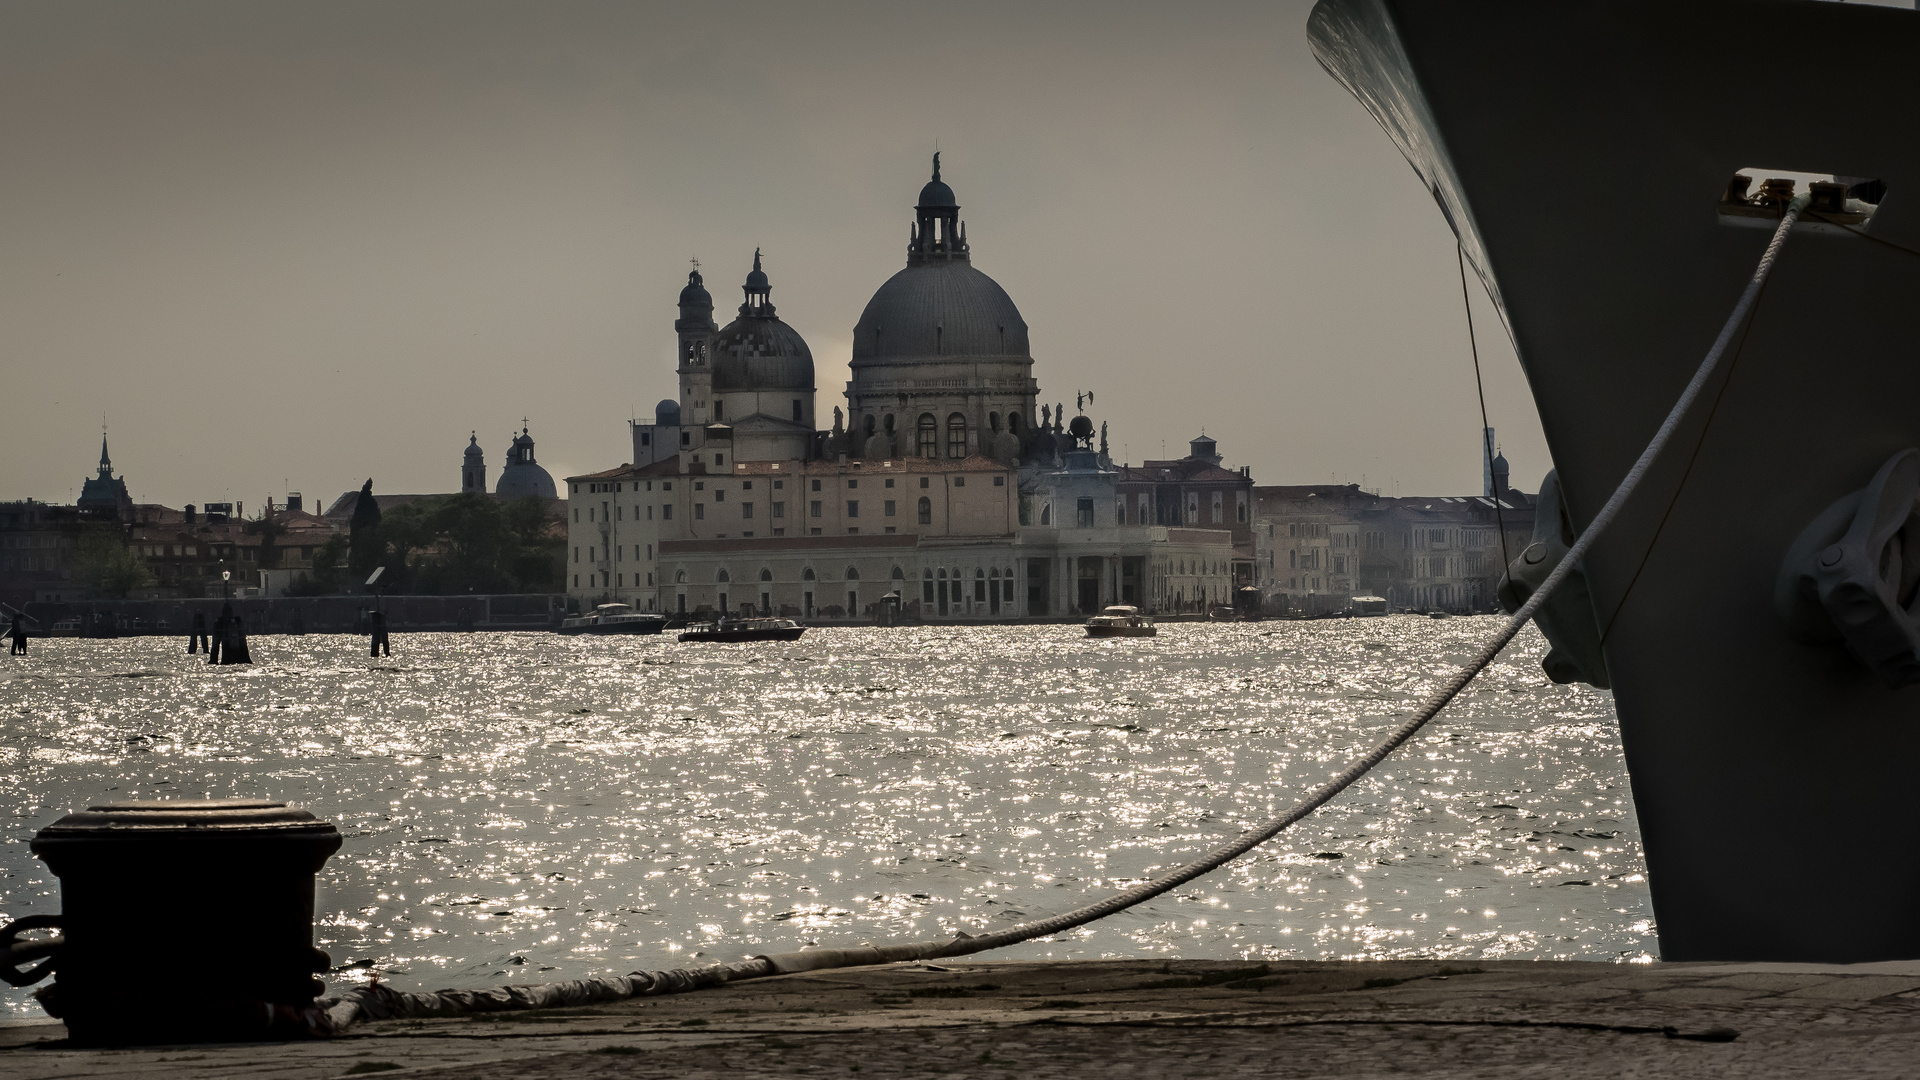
[
  {"left": 298, "top": 535, "right": 350, "bottom": 595},
  {"left": 74, "top": 524, "right": 154, "bottom": 599}
]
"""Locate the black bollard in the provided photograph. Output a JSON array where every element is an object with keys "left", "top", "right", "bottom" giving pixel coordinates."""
[
  {"left": 2, "top": 799, "right": 342, "bottom": 1044},
  {"left": 187, "top": 612, "right": 208, "bottom": 654},
  {"left": 369, "top": 610, "right": 389, "bottom": 658},
  {"left": 224, "top": 615, "right": 252, "bottom": 665}
]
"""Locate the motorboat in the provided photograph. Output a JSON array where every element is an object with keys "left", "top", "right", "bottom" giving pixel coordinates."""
[
  {"left": 677, "top": 617, "right": 807, "bottom": 643},
  {"left": 1085, "top": 605, "right": 1157, "bottom": 638},
  {"left": 556, "top": 603, "right": 668, "bottom": 636},
  {"left": 1352, "top": 596, "right": 1389, "bottom": 616},
  {"left": 1309, "top": 0, "right": 1920, "bottom": 962}
]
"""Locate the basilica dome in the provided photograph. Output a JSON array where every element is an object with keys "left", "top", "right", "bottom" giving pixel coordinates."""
[
  {"left": 852, "top": 261, "right": 1029, "bottom": 361},
  {"left": 711, "top": 249, "right": 814, "bottom": 392}
]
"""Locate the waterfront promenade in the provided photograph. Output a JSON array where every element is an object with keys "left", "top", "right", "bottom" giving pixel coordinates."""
[{"left": 5, "top": 957, "right": 1919, "bottom": 1077}]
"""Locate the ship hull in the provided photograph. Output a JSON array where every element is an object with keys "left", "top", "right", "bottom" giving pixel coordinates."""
[{"left": 1311, "top": 0, "right": 1920, "bottom": 961}]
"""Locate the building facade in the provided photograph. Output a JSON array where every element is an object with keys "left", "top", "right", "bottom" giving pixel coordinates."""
[{"left": 570, "top": 158, "right": 1251, "bottom": 620}]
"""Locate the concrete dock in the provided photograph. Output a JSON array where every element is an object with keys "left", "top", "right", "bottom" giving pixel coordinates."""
[{"left": 5, "top": 958, "right": 1920, "bottom": 1077}]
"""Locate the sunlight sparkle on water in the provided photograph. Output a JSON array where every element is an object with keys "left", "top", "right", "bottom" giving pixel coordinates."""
[{"left": 0, "top": 618, "right": 1649, "bottom": 1015}]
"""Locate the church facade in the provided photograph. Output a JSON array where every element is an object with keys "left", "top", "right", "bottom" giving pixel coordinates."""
[{"left": 570, "top": 158, "right": 1253, "bottom": 620}]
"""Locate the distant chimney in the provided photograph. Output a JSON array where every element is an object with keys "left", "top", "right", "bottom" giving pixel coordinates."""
[{"left": 185, "top": 504, "right": 196, "bottom": 524}]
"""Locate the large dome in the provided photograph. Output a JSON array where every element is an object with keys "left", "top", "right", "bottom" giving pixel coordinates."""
[
  {"left": 712, "top": 315, "right": 815, "bottom": 391},
  {"left": 852, "top": 260, "right": 1030, "bottom": 361}
]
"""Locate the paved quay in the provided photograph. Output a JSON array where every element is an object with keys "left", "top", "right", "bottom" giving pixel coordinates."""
[{"left": 5, "top": 957, "right": 1920, "bottom": 1078}]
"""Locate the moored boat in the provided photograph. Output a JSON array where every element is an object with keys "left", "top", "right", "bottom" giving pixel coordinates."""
[
  {"left": 1085, "top": 605, "right": 1156, "bottom": 638},
  {"left": 556, "top": 603, "right": 668, "bottom": 636},
  {"left": 677, "top": 617, "right": 806, "bottom": 643},
  {"left": 1309, "top": 0, "right": 1920, "bottom": 962}
]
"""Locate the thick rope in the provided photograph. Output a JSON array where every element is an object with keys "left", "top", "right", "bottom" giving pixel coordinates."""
[{"left": 323, "top": 203, "right": 1805, "bottom": 1031}]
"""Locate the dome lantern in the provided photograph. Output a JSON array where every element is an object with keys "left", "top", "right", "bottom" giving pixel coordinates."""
[
  {"left": 908, "top": 153, "right": 968, "bottom": 267},
  {"left": 741, "top": 248, "right": 774, "bottom": 317}
]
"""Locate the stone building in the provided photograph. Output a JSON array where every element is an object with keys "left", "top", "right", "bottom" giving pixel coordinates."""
[
  {"left": 1253, "top": 467, "right": 1534, "bottom": 615},
  {"left": 570, "top": 157, "right": 1249, "bottom": 620}
]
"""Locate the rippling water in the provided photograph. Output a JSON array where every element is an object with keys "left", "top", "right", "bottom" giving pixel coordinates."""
[{"left": 0, "top": 619, "right": 1650, "bottom": 1016}]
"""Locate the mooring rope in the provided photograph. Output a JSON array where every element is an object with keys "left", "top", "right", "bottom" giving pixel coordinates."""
[{"left": 322, "top": 199, "right": 1808, "bottom": 1033}]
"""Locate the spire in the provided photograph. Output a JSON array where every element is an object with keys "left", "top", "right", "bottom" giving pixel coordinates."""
[{"left": 98, "top": 432, "right": 112, "bottom": 477}]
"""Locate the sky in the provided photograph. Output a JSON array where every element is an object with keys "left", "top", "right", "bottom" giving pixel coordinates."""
[{"left": 0, "top": 0, "right": 1549, "bottom": 513}]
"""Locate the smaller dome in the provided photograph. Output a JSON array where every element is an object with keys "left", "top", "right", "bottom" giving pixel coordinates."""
[
  {"left": 463, "top": 433, "right": 482, "bottom": 460},
  {"left": 655, "top": 399, "right": 681, "bottom": 426},
  {"left": 744, "top": 248, "right": 769, "bottom": 291},
  {"left": 918, "top": 178, "right": 956, "bottom": 208},
  {"left": 1069, "top": 415, "right": 1094, "bottom": 441}
]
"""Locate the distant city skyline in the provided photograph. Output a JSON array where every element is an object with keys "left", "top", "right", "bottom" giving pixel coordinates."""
[{"left": 1, "top": 0, "right": 1546, "bottom": 510}]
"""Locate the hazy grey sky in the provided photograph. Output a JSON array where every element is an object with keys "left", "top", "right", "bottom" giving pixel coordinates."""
[{"left": 1, "top": 0, "right": 1546, "bottom": 511}]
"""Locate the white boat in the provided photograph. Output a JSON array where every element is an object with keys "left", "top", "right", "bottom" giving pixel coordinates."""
[
  {"left": 556, "top": 603, "right": 667, "bottom": 636},
  {"left": 1085, "top": 605, "right": 1156, "bottom": 638},
  {"left": 1309, "top": 0, "right": 1920, "bottom": 962}
]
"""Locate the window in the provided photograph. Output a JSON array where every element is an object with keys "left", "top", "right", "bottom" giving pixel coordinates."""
[
  {"left": 803, "top": 568, "right": 816, "bottom": 581},
  {"left": 1076, "top": 498, "right": 1095, "bottom": 528},
  {"left": 676, "top": 569, "right": 687, "bottom": 583},
  {"left": 1117, "top": 499, "right": 1127, "bottom": 525},
  {"left": 792, "top": 399, "right": 803, "bottom": 422},
  {"left": 847, "top": 479, "right": 857, "bottom": 489},
  {"left": 773, "top": 502, "right": 785, "bottom": 518},
  {"left": 694, "top": 504, "right": 704, "bottom": 519},
  {"left": 884, "top": 478, "right": 894, "bottom": 488},
  {"left": 994, "top": 476, "right": 1004, "bottom": 487},
  {"left": 573, "top": 547, "right": 579, "bottom": 563},
  {"left": 714, "top": 488, "right": 725, "bottom": 501},
  {"left": 742, "top": 481, "right": 753, "bottom": 490},
  {"left": 884, "top": 500, "right": 896, "bottom": 517},
  {"left": 917, "top": 497, "right": 932, "bottom": 525},
  {"left": 761, "top": 568, "right": 772, "bottom": 581},
  {"left": 917, "top": 413, "right": 938, "bottom": 458},
  {"left": 742, "top": 503, "right": 754, "bottom": 518},
  {"left": 695, "top": 482, "right": 704, "bottom": 491},
  {"left": 647, "top": 506, "right": 653, "bottom": 520},
  {"left": 923, "top": 568, "right": 935, "bottom": 603},
  {"left": 773, "top": 479, "right": 783, "bottom": 489},
  {"left": 717, "top": 568, "right": 730, "bottom": 582},
  {"left": 681, "top": 430, "right": 691, "bottom": 447},
  {"left": 954, "top": 476, "right": 965, "bottom": 488},
  {"left": 946, "top": 413, "right": 967, "bottom": 458},
  {"left": 572, "top": 509, "right": 579, "bottom": 523},
  {"left": 713, "top": 400, "right": 723, "bottom": 420},
  {"left": 975, "top": 569, "right": 987, "bottom": 602},
  {"left": 846, "top": 567, "right": 859, "bottom": 580},
  {"left": 811, "top": 501, "right": 823, "bottom": 518},
  {"left": 846, "top": 501, "right": 859, "bottom": 518},
  {"left": 662, "top": 481, "right": 672, "bottom": 490},
  {"left": 920, "top": 476, "right": 930, "bottom": 489}
]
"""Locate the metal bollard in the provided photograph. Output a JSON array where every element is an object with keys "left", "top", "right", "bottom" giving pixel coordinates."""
[{"left": 1, "top": 799, "right": 342, "bottom": 1044}]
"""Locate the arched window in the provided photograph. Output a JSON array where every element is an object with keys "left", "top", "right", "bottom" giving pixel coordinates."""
[
  {"left": 1040, "top": 503, "right": 1051, "bottom": 525},
  {"left": 988, "top": 412, "right": 1001, "bottom": 433},
  {"left": 864, "top": 414, "right": 876, "bottom": 437},
  {"left": 675, "top": 569, "right": 688, "bottom": 583},
  {"left": 946, "top": 413, "right": 967, "bottom": 458},
  {"left": 759, "top": 568, "right": 772, "bottom": 581},
  {"left": 989, "top": 567, "right": 999, "bottom": 579},
  {"left": 937, "top": 568, "right": 946, "bottom": 579},
  {"left": 717, "top": 568, "right": 731, "bottom": 583},
  {"left": 845, "top": 566, "right": 859, "bottom": 580},
  {"left": 884, "top": 413, "right": 896, "bottom": 433},
  {"left": 923, "top": 568, "right": 933, "bottom": 579},
  {"left": 891, "top": 566, "right": 905, "bottom": 580},
  {"left": 802, "top": 567, "right": 816, "bottom": 581},
  {"left": 1008, "top": 412, "right": 1022, "bottom": 435},
  {"left": 917, "top": 414, "right": 938, "bottom": 458},
  {"left": 917, "top": 496, "right": 932, "bottom": 525}
]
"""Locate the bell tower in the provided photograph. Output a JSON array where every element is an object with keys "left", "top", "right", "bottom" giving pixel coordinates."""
[
  {"left": 676, "top": 261, "right": 717, "bottom": 427},
  {"left": 461, "top": 432, "right": 485, "bottom": 494}
]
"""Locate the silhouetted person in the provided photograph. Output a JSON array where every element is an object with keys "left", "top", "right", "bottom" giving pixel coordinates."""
[
  {"left": 8, "top": 613, "right": 25, "bottom": 656},
  {"left": 369, "top": 609, "right": 390, "bottom": 657},
  {"left": 188, "top": 611, "right": 210, "bottom": 654}
]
